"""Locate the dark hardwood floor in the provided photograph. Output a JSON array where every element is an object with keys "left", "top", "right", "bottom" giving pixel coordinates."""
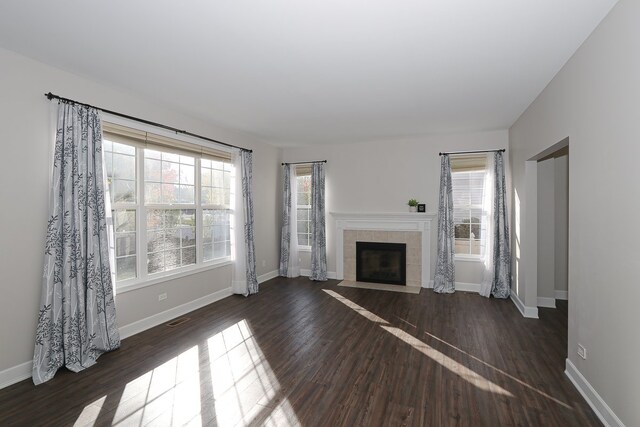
[{"left": 0, "top": 278, "right": 597, "bottom": 426}]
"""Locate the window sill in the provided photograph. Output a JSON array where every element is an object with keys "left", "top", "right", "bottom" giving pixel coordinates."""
[
  {"left": 455, "top": 255, "right": 483, "bottom": 263},
  {"left": 298, "top": 246, "right": 312, "bottom": 252},
  {"left": 116, "top": 259, "right": 232, "bottom": 294}
]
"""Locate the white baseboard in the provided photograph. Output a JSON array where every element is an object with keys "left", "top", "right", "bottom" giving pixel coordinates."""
[
  {"left": 422, "top": 280, "right": 435, "bottom": 288},
  {"left": 565, "top": 359, "right": 624, "bottom": 427},
  {"left": 257, "top": 269, "right": 279, "bottom": 284},
  {"left": 299, "top": 269, "right": 337, "bottom": 280},
  {"left": 0, "top": 361, "right": 32, "bottom": 390},
  {"left": 555, "top": 290, "right": 568, "bottom": 300},
  {"left": 119, "top": 286, "right": 232, "bottom": 339},
  {"left": 510, "top": 292, "right": 539, "bottom": 319},
  {"left": 455, "top": 282, "right": 481, "bottom": 293},
  {"left": 537, "top": 297, "right": 557, "bottom": 308}
]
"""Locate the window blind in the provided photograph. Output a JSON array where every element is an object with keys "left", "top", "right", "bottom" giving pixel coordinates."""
[
  {"left": 450, "top": 154, "right": 487, "bottom": 172},
  {"left": 103, "top": 122, "right": 232, "bottom": 162},
  {"left": 295, "top": 165, "right": 312, "bottom": 176}
]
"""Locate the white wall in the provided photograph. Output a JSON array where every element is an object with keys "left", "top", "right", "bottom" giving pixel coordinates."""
[
  {"left": 509, "top": 0, "right": 639, "bottom": 424},
  {"left": 554, "top": 155, "right": 568, "bottom": 296},
  {"left": 282, "top": 130, "right": 509, "bottom": 285},
  {"left": 0, "top": 47, "right": 281, "bottom": 376},
  {"left": 537, "top": 158, "right": 556, "bottom": 303}
]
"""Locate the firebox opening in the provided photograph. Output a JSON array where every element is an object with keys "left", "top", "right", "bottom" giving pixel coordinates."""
[{"left": 356, "top": 241, "right": 407, "bottom": 286}]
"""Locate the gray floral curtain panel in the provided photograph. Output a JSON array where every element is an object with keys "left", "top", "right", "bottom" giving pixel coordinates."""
[
  {"left": 434, "top": 154, "right": 456, "bottom": 293},
  {"left": 33, "top": 103, "right": 120, "bottom": 385},
  {"left": 240, "top": 150, "right": 259, "bottom": 295},
  {"left": 488, "top": 152, "right": 511, "bottom": 298},
  {"left": 310, "top": 162, "right": 327, "bottom": 281},
  {"left": 279, "top": 164, "right": 292, "bottom": 276}
]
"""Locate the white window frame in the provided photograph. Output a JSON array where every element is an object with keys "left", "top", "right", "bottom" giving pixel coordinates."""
[
  {"left": 296, "top": 174, "right": 312, "bottom": 251},
  {"left": 451, "top": 161, "right": 486, "bottom": 261},
  {"left": 102, "top": 114, "right": 234, "bottom": 294}
]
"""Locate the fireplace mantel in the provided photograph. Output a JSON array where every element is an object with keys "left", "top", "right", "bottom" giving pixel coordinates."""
[{"left": 331, "top": 211, "right": 436, "bottom": 287}]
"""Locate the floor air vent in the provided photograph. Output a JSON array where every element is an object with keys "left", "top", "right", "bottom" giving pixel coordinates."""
[{"left": 166, "top": 317, "right": 190, "bottom": 328}]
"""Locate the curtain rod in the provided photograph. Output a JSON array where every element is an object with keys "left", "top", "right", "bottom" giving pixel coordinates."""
[
  {"left": 44, "top": 92, "right": 252, "bottom": 153},
  {"left": 281, "top": 160, "right": 327, "bottom": 166},
  {"left": 439, "top": 148, "right": 505, "bottom": 156}
]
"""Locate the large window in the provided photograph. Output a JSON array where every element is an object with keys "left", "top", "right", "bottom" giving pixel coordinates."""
[
  {"left": 296, "top": 173, "right": 312, "bottom": 248},
  {"left": 103, "top": 124, "right": 233, "bottom": 286},
  {"left": 451, "top": 155, "right": 487, "bottom": 257}
]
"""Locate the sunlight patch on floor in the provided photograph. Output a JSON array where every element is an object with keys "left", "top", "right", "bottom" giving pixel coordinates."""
[
  {"left": 324, "top": 288, "right": 512, "bottom": 397},
  {"left": 74, "top": 319, "right": 300, "bottom": 426},
  {"left": 73, "top": 395, "right": 106, "bottom": 426},
  {"left": 423, "top": 330, "right": 572, "bottom": 409},
  {"left": 323, "top": 289, "right": 389, "bottom": 324},
  {"left": 109, "top": 345, "right": 202, "bottom": 426},
  {"left": 204, "top": 319, "right": 300, "bottom": 426}
]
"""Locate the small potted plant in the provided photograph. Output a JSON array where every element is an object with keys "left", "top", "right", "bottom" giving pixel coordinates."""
[{"left": 408, "top": 199, "right": 419, "bottom": 212}]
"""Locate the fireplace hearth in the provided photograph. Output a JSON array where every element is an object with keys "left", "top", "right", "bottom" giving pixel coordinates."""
[{"left": 356, "top": 241, "right": 406, "bottom": 286}]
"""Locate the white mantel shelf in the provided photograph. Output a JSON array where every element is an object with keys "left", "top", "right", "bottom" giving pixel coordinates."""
[
  {"left": 331, "top": 212, "right": 437, "bottom": 221},
  {"left": 331, "top": 211, "right": 436, "bottom": 287}
]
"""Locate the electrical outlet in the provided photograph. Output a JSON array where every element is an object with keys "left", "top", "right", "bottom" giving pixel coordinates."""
[
  {"left": 158, "top": 293, "right": 167, "bottom": 301},
  {"left": 577, "top": 344, "right": 587, "bottom": 360},
  {"left": 261, "top": 259, "right": 266, "bottom": 267}
]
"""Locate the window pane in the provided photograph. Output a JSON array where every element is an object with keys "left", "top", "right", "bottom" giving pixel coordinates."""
[
  {"left": 213, "top": 170, "right": 224, "bottom": 187},
  {"left": 203, "top": 243, "right": 213, "bottom": 262},
  {"left": 297, "top": 220, "right": 309, "bottom": 234},
  {"left": 179, "top": 185, "right": 195, "bottom": 203},
  {"left": 112, "top": 142, "right": 135, "bottom": 155},
  {"left": 298, "top": 234, "right": 309, "bottom": 246},
  {"left": 147, "top": 230, "right": 165, "bottom": 253},
  {"left": 213, "top": 242, "right": 227, "bottom": 259},
  {"left": 455, "top": 224, "right": 470, "bottom": 239},
  {"left": 162, "top": 163, "right": 180, "bottom": 184},
  {"left": 470, "top": 239, "right": 482, "bottom": 255},
  {"left": 203, "top": 209, "right": 231, "bottom": 261},
  {"left": 201, "top": 168, "right": 212, "bottom": 187},
  {"left": 455, "top": 239, "right": 470, "bottom": 254},
  {"left": 114, "top": 210, "right": 136, "bottom": 232},
  {"left": 162, "top": 152, "right": 180, "bottom": 163},
  {"left": 165, "top": 249, "right": 181, "bottom": 271},
  {"left": 297, "top": 208, "right": 309, "bottom": 221},
  {"left": 182, "top": 247, "right": 196, "bottom": 266},
  {"left": 144, "top": 149, "right": 196, "bottom": 206},
  {"left": 115, "top": 232, "right": 136, "bottom": 256},
  {"left": 181, "top": 226, "right": 196, "bottom": 247},
  {"left": 116, "top": 256, "right": 136, "bottom": 281},
  {"left": 113, "top": 179, "right": 136, "bottom": 203},
  {"left": 145, "top": 183, "right": 161, "bottom": 204},
  {"left": 148, "top": 252, "right": 164, "bottom": 274},
  {"left": 147, "top": 209, "right": 163, "bottom": 229},
  {"left": 113, "top": 153, "right": 135, "bottom": 181},
  {"left": 161, "top": 183, "right": 178, "bottom": 204},
  {"left": 145, "top": 159, "right": 161, "bottom": 182},
  {"left": 165, "top": 228, "right": 180, "bottom": 250},
  {"left": 297, "top": 192, "right": 310, "bottom": 205},
  {"left": 181, "top": 164, "right": 195, "bottom": 185},
  {"left": 146, "top": 149, "right": 161, "bottom": 160}
]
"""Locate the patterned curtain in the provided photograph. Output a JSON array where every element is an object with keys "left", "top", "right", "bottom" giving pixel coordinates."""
[
  {"left": 232, "top": 150, "right": 259, "bottom": 296},
  {"left": 279, "top": 165, "right": 300, "bottom": 277},
  {"left": 310, "top": 162, "right": 327, "bottom": 281},
  {"left": 488, "top": 152, "right": 511, "bottom": 298},
  {"left": 33, "top": 103, "right": 120, "bottom": 385},
  {"left": 433, "top": 154, "right": 456, "bottom": 293}
]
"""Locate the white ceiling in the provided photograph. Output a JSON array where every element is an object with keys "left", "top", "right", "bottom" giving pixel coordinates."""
[{"left": 0, "top": 1, "right": 617, "bottom": 146}]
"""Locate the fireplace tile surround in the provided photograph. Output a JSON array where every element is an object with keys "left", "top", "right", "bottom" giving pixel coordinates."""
[{"left": 332, "top": 212, "right": 436, "bottom": 289}]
